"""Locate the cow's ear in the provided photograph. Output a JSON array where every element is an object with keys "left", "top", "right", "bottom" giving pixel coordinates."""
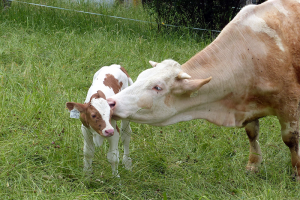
[
  {"left": 172, "top": 77, "right": 212, "bottom": 95},
  {"left": 149, "top": 60, "right": 158, "bottom": 67},
  {"left": 66, "top": 102, "right": 87, "bottom": 112}
]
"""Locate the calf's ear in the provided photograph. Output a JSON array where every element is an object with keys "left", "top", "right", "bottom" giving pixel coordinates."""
[{"left": 66, "top": 102, "right": 87, "bottom": 112}]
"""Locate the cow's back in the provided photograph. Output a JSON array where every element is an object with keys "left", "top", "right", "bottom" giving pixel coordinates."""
[{"left": 232, "top": 0, "right": 300, "bottom": 84}]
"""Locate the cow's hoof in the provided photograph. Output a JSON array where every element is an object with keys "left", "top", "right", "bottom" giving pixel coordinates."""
[
  {"left": 291, "top": 173, "right": 300, "bottom": 182},
  {"left": 246, "top": 164, "right": 259, "bottom": 173}
]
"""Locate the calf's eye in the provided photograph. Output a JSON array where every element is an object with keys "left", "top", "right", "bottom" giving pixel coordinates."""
[
  {"left": 92, "top": 114, "right": 96, "bottom": 118},
  {"left": 153, "top": 86, "right": 162, "bottom": 91}
]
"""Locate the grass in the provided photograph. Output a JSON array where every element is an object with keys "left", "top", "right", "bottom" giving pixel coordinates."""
[{"left": 1, "top": 1, "right": 300, "bottom": 199}]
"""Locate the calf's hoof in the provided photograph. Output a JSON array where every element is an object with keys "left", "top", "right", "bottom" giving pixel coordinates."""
[{"left": 122, "top": 157, "right": 132, "bottom": 170}]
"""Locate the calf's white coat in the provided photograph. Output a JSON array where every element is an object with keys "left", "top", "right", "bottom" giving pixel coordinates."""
[{"left": 67, "top": 64, "right": 133, "bottom": 176}]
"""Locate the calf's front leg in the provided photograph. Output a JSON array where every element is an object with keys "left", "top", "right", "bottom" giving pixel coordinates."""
[
  {"left": 82, "top": 125, "right": 95, "bottom": 174},
  {"left": 107, "top": 129, "right": 120, "bottom": 176}
]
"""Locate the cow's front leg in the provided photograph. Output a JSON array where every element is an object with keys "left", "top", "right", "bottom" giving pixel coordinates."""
[
  {"left": 280, "top": 120, "right": 300, "bottom": 181},
  {"left": 121, "top": 120, "right": 132, "bottom": 170},
  {"left": 245, "top": 119, "right": 262, "bottom": 172},
  {"left": 82, "top": 125, "right": 95, "bottom": 174},
  {"left": 107, "top": 129, "right": 120, "bottom": 176}
]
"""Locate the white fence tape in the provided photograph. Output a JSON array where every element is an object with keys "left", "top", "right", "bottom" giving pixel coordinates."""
[{"left": 7, "top": 0, "right": 221, "bottom": 33}]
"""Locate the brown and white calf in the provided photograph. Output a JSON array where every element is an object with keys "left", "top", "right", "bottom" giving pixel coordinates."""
[
  {"left": 108, "top": 0, "right": 300, "bottom": 180},
  {"left": 66, "top": 64, "right": 133, "bottom": 176}
]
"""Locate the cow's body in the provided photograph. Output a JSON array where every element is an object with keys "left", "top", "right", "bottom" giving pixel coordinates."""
[
  {"left": 67, "top": 64, "right": 133, "bottom": 176},
  {"left": 108, "top": 0, "right": 300, "bottom": 179}
]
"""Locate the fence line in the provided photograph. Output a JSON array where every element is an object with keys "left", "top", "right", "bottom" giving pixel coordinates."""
[{"left": 7, "top": 0, "right": 221, "bottom": 33}]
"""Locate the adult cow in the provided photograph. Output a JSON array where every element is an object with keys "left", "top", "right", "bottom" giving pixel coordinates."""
[{"left": 108, "top": 0, "right": 300, "bottom": 180}]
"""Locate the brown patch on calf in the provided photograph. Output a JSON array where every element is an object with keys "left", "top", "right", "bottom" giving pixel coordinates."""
[
  {"left": 85, "top": 104, "right": 107, "bottom": 136},
  {"left": 120, "top": 66, "right": 130, "bottom": 78},
  {"left": 103, "top": 74, "right": 123, "bottom": 94},
  {"left": 90, "top": 90, "right": 106, "bottom": 101},
  {"left": 80, "top": 112, "right": 89, "bottom": 128}
]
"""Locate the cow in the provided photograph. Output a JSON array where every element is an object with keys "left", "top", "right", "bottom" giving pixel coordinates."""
[
  {"left": 66, "top": 64, "right": 133, "bottom": 176},
  {"left": 107, "top": 0, "right": 300, "bottom": 180}
]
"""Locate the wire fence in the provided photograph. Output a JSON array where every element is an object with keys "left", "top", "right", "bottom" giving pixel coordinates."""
[{"left": 4, "top": 0, "right": 222, "bottom": 33}]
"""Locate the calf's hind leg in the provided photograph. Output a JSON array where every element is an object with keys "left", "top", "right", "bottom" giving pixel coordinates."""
[
  {"left": 245, "top": 119, "right": 262, "bottom": 172},
  {"left": 106, "top": 131, "right": 120, "bottom": 176},
  {"left": 280, "top": 120, "right": 300, "bottom": 181}
]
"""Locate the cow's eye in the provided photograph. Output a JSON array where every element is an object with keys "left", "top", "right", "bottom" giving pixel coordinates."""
[
  {"left": 91, "top": 114, "right": 97, "bottom": 118},
  {"left": 153, "top": 86, "right": 163, "bottom": 91}
]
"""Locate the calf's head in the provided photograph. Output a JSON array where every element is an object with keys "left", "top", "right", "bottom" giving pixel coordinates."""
[
  {"left": 66, "top": 91, "right": 114, "bottom": 137},
  {"left": 107, "top": 59, "right": 212, "bottom": 125}
]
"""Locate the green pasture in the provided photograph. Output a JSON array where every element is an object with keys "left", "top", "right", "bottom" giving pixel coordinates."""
[{"left": 0, "top": 1, "right": 299, "bottom": 199}]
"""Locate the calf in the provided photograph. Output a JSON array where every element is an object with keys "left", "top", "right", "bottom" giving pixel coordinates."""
[{"left": 66, "top": 64, "right": 133, "bottom": 176}]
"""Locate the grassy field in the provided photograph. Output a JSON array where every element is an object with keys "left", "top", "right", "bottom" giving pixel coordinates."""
[{"left": 1, "top": 1, "right": 300, "bottom": 199}]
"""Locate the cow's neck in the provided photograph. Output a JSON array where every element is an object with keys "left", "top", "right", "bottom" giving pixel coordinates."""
[{"left": 179, "top": 28, "right": 262, "bottom": 127}]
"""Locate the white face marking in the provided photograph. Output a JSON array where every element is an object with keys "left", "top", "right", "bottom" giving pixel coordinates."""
[{"left": 91, "top": 98, "right": 113, "bottom": 133}]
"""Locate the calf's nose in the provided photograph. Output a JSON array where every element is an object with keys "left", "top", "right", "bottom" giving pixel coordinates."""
[{"left": 104, "top": 129, "right": 114, "bottom": 137}]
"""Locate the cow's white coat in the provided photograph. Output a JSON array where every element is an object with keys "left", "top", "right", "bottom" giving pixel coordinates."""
[{"left": 108, "top": 0, "right": 300, "bottom": 180}]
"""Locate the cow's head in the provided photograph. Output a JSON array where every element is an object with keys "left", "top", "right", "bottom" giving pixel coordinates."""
[
  {"left": 66, "top": 91, "right": 114, "bottom": 137},
  {"left": 107, "top": 59, "right": 212, "bottom": 125}
]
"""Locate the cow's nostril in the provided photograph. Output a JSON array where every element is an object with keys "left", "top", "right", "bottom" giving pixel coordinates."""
[{"left": 107, "top": 99, "right": 116, "bottom": 108}]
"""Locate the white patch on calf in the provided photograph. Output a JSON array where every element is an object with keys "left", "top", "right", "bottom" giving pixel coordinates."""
[
  {"left": 90, "top": 98, "right": 113, "bottom": 133},
  {"left": 243, "top": 14, "right": 285, "bottom": 51}
]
